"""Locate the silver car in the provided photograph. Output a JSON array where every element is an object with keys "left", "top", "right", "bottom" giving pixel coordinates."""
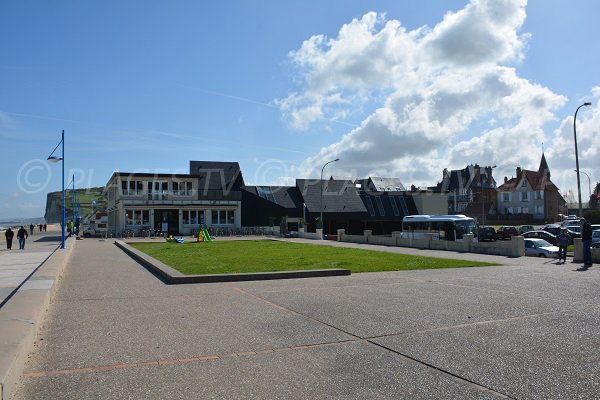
[{"left": 524, "top": 238, "right": 559, "bottom": 258}]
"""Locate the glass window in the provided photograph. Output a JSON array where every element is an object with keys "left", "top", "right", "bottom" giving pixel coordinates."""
[
  {"left": 227, "top": 210, "right": 235, "bottom": 225},
  {"left": 212, "top": 210, "right": 219, "bottom": 224},
  {"left": 503, "top": 193, "right": 510, "bottom": 202},
  {"left": 125, "top": 209, "right": 149, "bottom": 226},
  {"left": 220, "top": 210, "right": 226, "bottom": 224},
  {"left": 521, "top": 191, "right": 528, "bottom": 201},
  {"left": 375, "top": 197, "right": 385, "bottom": 216},
  {"left": 125, "top": 210, "right": 133, "bottom": 225}
]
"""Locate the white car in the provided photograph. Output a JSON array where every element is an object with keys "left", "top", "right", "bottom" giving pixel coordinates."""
[
  {"left": 592, "top": 230, "right": 600, "bottom": 244},
  {"left": 524, "top": 238, "right": 560, "bottom": 258}
]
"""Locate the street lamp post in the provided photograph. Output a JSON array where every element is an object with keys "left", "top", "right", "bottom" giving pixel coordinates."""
[
  {"left": 574, "top": 102, "right": 591, "bottom": 217},
  {"left": 320, "top": 158, "right": 339, "bottom": 235},
  {"left": 47, "top": 130, "right": 65, "bottom": 249},
  {"left": 576, "top": 170, "right": 592, "bottom": 204}
]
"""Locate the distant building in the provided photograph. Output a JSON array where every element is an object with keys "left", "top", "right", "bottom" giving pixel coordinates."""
[
  {"left": 432, "top": 164, "right": 497, "bottom": 223},
  {"left": 496, "top": 154, "right": 566, "bottom": 222}
]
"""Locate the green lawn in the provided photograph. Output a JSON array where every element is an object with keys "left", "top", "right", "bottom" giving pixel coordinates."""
[{"left": 129, "top": 240, "right": 497, "bottom": 275}]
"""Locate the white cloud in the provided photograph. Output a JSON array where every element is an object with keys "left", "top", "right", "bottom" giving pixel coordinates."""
[{"left": 279, "top": 0, "right": 579, "bottom": 189}]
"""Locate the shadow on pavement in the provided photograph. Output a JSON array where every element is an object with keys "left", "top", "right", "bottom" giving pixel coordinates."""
[{"left": 33, "top": 236, "right": 64, "bottom": 242}]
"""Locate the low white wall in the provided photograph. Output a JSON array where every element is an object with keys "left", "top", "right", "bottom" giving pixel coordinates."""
[
  {"left": 336, "top": 229, "right": 524, "bottom": 257},
  {"left": 298, "top": 229, "right": 322, "bottom": 240},
  {"left": 574, "top": 239, "right": 600, "bottom": 263}
]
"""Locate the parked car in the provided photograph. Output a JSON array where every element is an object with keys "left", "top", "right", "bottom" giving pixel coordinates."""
[
  {"left": 517, "top": 225, "right": 535, "bottom": 234},
  {"left": 542, "top": 224, "right": 562, "bottom": 236},
  {"left": 592, "top": 230, "right": 600, "bottom": 245},
  {"left": 496, "top": 226, "right": 519, "bottom": 240},
  {"left": 562, "top": 219, "right": 581, "bottom": 229},
  {"left": 522, "top": 230, "right": 558, "bottom": 245},
  {"left": 565, "top": 228, "right": 581, "bottom": 244},
  {"left": 478, "top": 226, "right": 497, "bottom": 241},
  {"left": 524, "top": 238, "right": 559, "bottom": 258}
]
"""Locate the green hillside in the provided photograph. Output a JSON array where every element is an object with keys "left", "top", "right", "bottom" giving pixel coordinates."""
[{"left": 44, "top": 187, "right": 107, "bottom": 223}]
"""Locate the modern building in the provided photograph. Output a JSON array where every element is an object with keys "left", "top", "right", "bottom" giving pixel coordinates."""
[
  {"left": 496, "top": 154, "right": 566, "bottom": 222},
  {"left": 105, "top": 161, "right": 243, "bottom": 235}
]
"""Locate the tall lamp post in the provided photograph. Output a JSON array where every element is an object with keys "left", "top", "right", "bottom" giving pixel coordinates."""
[
  {"left": 574, "top": 102, "right": 592, "bottom": 217},
  {"left": 320, "top": 158, "right": 339, "bottom": 234},
  {"left": 47, "top": 130, "right": 65, "bottom": 249},
  {"left": 576, "top": 170, "right": 592, "bottom": 204}
]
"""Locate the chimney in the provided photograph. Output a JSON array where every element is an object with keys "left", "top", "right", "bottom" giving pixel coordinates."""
[
  {"left": 504, "top": 176, "right": 508, "bottom": 184},
  {"left": 516, "top": 167, "right": 522, "bottom": 180}
]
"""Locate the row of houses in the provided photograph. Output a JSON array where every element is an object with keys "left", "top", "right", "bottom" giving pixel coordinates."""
[
  {"left": 103, "top": 154, "right": 566, "bottom": 236},
  {"left": 432, "top": 153, "right": 565, "bottom": 224}
]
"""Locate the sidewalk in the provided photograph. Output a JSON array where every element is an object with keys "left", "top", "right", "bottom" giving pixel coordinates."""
[
  {"left": 0, "top": 231, "right": 63, "bottom": 307},
  {"left": 8, "top": 238, "right": 600, "bottom": 399}
]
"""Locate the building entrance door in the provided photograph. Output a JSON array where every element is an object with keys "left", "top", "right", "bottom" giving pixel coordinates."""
[{"left": 154, "top": 209, "right": 179, "bottom": 235}]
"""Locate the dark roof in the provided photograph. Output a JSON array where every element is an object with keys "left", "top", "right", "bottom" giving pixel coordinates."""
[
  {"left": 359, "top": 177, "right": 406, "bottom": 192},
  {"left": 296, "top": 179, "right": 367, "bottom": 213},
  {"left": 359, "top": 193, "right": 418, "bottom": 220},
  {"left": 189, "top": 161, "right": 245, "bottom": 192},
  {"left": 243, "top": 186, "right": 304, "bottom": 210}
]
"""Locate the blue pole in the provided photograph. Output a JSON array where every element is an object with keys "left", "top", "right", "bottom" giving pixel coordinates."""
[
  {"left": 61, "top": 130, "right": 65, "bottom": 249},
  {"left": 72, "top": 174, "right": 75, "bottom": 221}
]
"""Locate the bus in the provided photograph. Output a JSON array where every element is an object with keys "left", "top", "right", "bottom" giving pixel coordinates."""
[{"left": 401, "top": 215, "right": 477, "bottom": 241}]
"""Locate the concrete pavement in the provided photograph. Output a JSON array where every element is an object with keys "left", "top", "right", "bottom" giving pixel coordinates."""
[
  {"left": 7, "top": 237, "right": 600, "bottom": 399},
  {"left": 0, "top": 230, "right": 63, "bottom": 307}
]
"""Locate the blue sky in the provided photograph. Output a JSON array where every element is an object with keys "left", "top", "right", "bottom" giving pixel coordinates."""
[{"left": 1, "top": 0, "right": 599, "bottom": 219}]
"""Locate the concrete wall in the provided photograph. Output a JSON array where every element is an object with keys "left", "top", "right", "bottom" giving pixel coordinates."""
[
  {"left": 336, "top": 229, "right": 525, "bottom": 257},
  {"left": 573, "top": 239, "right": 600, "bottom": 263}
]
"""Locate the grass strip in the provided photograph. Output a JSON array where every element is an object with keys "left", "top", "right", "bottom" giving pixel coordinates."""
[{"left": 129, "top": 240, "right": 497, "bottom": 275}]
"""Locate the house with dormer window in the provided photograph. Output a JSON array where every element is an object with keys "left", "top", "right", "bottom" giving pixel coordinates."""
[{"left": 496, "top": 154, "right": 565, "bottom": 222}]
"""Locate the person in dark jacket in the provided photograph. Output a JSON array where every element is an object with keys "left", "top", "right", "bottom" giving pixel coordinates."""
[
  {"left": 582, "top": 218, "right": 593, "bottom": 268},
  {"left": 17, "top": 226, "right": 28, "bottom": 250},
  {"left": 556, "top": 229, "right": 570, "bottom": 263},
  {"left": 5, "top": 228, "right": 14, "bottom": 250}
]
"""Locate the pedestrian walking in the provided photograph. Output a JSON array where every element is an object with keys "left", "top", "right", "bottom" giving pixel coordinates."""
[
  {"left": 17, "top": 226, "right": 28, "bottom": 250},
  {"left": 67, "top": 219, "right": 74, "bottom": 236},
  {"left": 582, "top": 218, "right": 593, "bottom": 268},
  {"left": 39, "top": 224, "right": 43, "bottom": 232},
  {"left": 29, "top": 223, "right": 34, "bottom": 235},
  {"left": 556, "top": 229, "right": 570, "bottom": 263},
  {"left": 43, "top": 223, "right": 47, "bottom": 232},
  {"left": 5, "top": 227, "right": 14, "bottom": 250}
]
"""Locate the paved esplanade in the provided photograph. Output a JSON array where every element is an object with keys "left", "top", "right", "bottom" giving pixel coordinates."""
[
  {"left": 0, "top": 231, "right": 59, "bottom": 307},
  {"left": 11, "top": 238, "right": 600, "bottom": 399}
]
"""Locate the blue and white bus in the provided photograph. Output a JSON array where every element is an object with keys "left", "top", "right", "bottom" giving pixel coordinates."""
[{"left": 401, "top": 215, "right": 477, "bottom": 241}]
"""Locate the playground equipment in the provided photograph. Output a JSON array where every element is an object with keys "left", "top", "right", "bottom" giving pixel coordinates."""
[{"left": 197, "top": 227, "right": 213, "bottom": 242}]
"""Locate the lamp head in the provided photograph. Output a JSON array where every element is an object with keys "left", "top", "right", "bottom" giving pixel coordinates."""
[
  {"left": 47, "top": 156, "right": 63, "bottom": 163},
  {"left": 584, "top": 102, "right": 592, "bottom": 106},
  {"left": 334, "top": 158, "right": 340, "bottom": 162}
]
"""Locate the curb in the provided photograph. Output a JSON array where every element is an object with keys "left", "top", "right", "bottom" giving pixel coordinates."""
[
  {"left": 0, "top": 238, "right": 76, "bottom": 400},
  {"left": 115, "top": 240, "right": 351, "bottom": 284}
]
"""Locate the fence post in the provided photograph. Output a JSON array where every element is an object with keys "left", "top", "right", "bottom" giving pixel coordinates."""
[
  {"left": 363, "top": 230, "right": 372, "bottom": 244},
  {"left": 337, "top": 229, "right": 345, "bottom": 242}
]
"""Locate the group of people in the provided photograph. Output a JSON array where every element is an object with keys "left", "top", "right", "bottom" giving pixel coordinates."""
[
  {"left": 4, "top": 226, "right": 29, "bottom": 250},
  {"left": 28, "top": 223, "right": 47, "bottom": 235},
  {"left": 555, "top": 218, "right": 594, "bottom": 268}
]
